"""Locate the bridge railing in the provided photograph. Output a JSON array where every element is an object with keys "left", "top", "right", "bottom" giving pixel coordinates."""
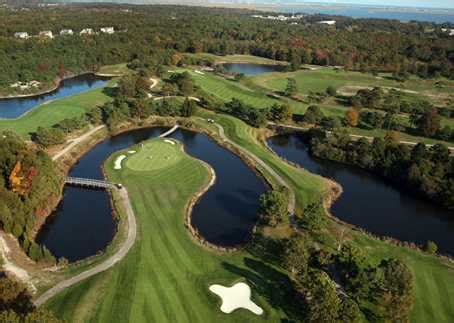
[{"left": 65, "top": 177, "right": 119, "bottom": 189}]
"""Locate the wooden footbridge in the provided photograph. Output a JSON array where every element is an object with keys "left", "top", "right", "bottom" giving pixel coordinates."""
[{"left": 65, "top": 177, "right": 120, "bottom": 190}]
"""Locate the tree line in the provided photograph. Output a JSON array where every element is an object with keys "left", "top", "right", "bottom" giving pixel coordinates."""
[{"left": 0, "top": 4, "right": 452, "bottom": 93}]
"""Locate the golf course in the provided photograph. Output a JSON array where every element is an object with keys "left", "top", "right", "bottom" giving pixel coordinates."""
[{"left": 45, "top": 138, "right": 291, "bottom": 322}]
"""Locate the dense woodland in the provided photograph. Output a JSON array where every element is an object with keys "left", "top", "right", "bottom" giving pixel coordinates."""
[
  {"left": 0, "top": 132, "right": 62, "bottom": 263},
  {"left": 0, "top": 4, "right": 453, "bottom": 92}
]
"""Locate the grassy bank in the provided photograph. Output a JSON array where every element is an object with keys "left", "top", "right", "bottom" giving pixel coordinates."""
[{"left": 0, "top": 82, "right": 114, "bottom": 137}]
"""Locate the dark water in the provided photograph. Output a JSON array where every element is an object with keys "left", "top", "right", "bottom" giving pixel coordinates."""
[
  {"left": 38, "top": 128, "right": 265, "bottom": 261},
  {"left": 0, "top": 74, "right": 109, "bottom": 119},
  {"left": 267, "top": 133, "right": 454, "bottom": 255},
  {"left": 222, "top": 63, "right": 285, "bottom": 75}
]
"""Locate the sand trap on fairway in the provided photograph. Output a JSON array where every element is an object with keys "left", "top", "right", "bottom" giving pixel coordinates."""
[
  {"left": 164, "top": 139, "right": 175, "bottom": 145},
  {"left": 114, "top": 155, "right": 127, "bottom": 170},
  {"left": 195, "top": 70, "right": 205, "bottom": 75},
  {"left": 128, "top": 150, "right": 136, "bottom": 154},
  {"left": 209, "top": 282, "right": 263, "bottom": 315}
]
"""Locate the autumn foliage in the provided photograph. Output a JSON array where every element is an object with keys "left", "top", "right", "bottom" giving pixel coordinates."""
[
  {"left": 345, "top": 108, "right": 360, "bottom": 127},
  {"left": 9, "top": 161, "right": 38, "bottom": 196}
]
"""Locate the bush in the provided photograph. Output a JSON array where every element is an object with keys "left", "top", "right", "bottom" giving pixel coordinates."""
[
  {"left": 34, "top": 127, "right": 65, "bottom": 147},
  {"left": 424, "top": 240, "right": 438, "bottom": 254}
]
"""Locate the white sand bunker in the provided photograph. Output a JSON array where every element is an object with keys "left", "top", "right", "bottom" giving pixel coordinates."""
[
  {"left": 209, "top": 282, "right": 263, "bottom": 315},
  {"left": 164, "top": 139, "right": 175, "bottom": 145},
  {"left": 114, "top": 155, "right": 127, "bottom": 170},
  {"left": 194, "top": 70, "right": 205, "bottom": 75},
  {"left": 128, "top": 150, "right": 136, "bottom": 154}
]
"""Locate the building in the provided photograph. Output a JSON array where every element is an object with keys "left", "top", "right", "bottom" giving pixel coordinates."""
[
  {"left": 100, "top": 27, "right": 114, "bottom": 34},
  {"left": 318, "top": 20, "right": 336, "bottom": 25},
  {"left": 60, "top": 29, "right": 74, "bottom": 36},
  {"left": 39, "top": 31, "right": 54, "bottom": 39},
  {"left": 441, "top": 28, "right": 454, "bottom": 36},
  {"left": 14, "top": 32, "right": 29, "bottom": 39},
  {"left": 80, "top": 28, "right": 94, "bottom": 35}
]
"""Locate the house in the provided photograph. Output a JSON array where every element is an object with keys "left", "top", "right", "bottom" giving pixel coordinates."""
[
  {"left": 39, "top": 31, "right": 54, "bottom": 39},
  {"left": 100, "top": 27, "right": 114, "bottom": 34},
  {"left": 441, "top": 28, "right": 454, "bottom": 36},
  {"left": 318, "top": 20, "right": 336, "bottom": 25},
  {"left": 14, "top": 32, "right": 29, "bottom": 39},
  {"left": 80, "top": 28, "right": 94, "bottom": 35},
  {"left": 60, "top": 29, "right": 74, "bottom": 36}
]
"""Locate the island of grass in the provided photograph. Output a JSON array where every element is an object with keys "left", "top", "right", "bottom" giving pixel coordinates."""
[{"left": 45, "top": 138, "right": 288, "bottom": 322}]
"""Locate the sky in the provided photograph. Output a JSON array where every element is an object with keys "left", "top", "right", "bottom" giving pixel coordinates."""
[{"left": 295, "top": 1, "right": 454, "bottom": 9}]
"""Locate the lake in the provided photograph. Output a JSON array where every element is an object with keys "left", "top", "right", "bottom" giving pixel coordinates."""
[
  {"left": 0, "top": 74, "right": 109, "bottom": 119},
  {"left": 37, "top": 127, "right": 266, "bottom": 261},
  {"left": 268, "top": 133, "right": 454, "bottom": 256}
]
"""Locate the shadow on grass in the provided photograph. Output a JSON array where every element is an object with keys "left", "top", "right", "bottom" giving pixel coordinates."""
[{"left": 222, "top": 257, "right": 305, "bottom": 322}]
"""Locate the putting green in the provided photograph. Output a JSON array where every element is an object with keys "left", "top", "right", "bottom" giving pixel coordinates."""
[{"left": 126, "top": 139, "right": 183, "bottom": 171}]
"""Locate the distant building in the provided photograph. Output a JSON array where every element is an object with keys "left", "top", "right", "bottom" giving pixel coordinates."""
[
  {"left": 39, "top": 31, "right": 54, "bottom": 39},
  {"left": 80, "top": 28, "right": 94, "bottom": 35},
  {"left": 100, "top": 27, "right": 114, "bottom": 34},
  {"left": 60, "top": 29, "right": 73, "bottom": 36},
  {"left": 14, "top": 32, "right": 29, "bottom": 39},
  {"left": 318, "top": 20, "right": 336, "bottom": 25},
  {"left": 441, "top": 28, "right": 454, "bottom": 36}
]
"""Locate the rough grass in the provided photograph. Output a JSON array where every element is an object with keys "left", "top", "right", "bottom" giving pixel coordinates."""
[
  {"left": 45, "top": 138, "right": 290, "bottom": 322},
  {"left": 0, "top": 82, "right": 114, "bottom": 137}
]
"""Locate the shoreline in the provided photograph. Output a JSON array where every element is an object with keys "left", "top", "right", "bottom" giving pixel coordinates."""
[{"left": 0, "top": 71, "right": 112, "bottom": 100}]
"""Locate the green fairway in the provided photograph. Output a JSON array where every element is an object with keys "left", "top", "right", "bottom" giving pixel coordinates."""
[
  {"left": 45, "top": 137, "right": 291, "bottom": 322},
  {"left": 97, "top": 63, "right": 130, "bottom": 76},
  {"left": 126, "top": 139, "right": 183, "bottom": 171},
  {"left": 0, "top": 82, "right": 114, "bottom": 137}
]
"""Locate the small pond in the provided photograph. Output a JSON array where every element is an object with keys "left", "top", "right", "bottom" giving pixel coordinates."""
[
  {"left": 0, "top": 74, "right": 109, "bottom": 119},
  {"left": 221, "top": 63, "right": 285, "bottom": 75},
  {"left": 37, "top": 128, "right": 266, "bottom": 261},
  {"left": 268, "top": 133, "right": 454, "bottom": 256}
]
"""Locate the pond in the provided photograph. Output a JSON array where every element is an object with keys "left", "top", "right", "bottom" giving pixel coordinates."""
[
  {"left": 221, "top": 63, "right": 285, "bottom": 76},
  {"left": 267, "top": 133, "right": 454, "bottom": 256},
  {"left": 0, "top": 74, "right": 109, "bottom": 119},
  {"left": 37, "top": 128, "right": 266, "bottom": 261}
]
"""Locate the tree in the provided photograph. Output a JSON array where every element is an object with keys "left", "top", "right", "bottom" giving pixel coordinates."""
[
  {"left": 258, "top": 187, "right": 289, "bottom": 226},
  {"left": 284, "top": 78, "right": 297, "bottom": 97},
  {"left": 303, "top": 105, "right": 324, "bottom": 125},
  {"left": 424, "top": 240, "right": 438, "bottom": 254},
  {"left": 283, "top": 234, "right": 309, "bottom": 277},
  {"left": 306, "top": 270, "right": 341, "bottom": 323},
  {"left": 299, "top": 201, "right": 325, "bottom": 231},
  {"left": 326, "top": 85, "right": 337, "bottom": 96},
  {"left": 34, "top": 127, "right": 65, "bottom": 147},
  {"left": 181, "top": 97, "right": 196, "bottom": 117},
  {"left": 345, "top": 108, "right": 359, "bottom": 127},
  {"left": 411, "top": 106, "right": 441, "bottom": 137},
  {"left": 270, "top": 104, "right": 293, "bottom": 122}
]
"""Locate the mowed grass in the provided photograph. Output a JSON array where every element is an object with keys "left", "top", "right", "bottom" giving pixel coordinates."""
[
  {"left": 126, "top": 139, "right": 182, "bottom": 171},
  {"left": 0, "top": 83, "right": 114, "bottom": 137},
  {"left": 45, "top": 138, "right": 289, "bottom": 322},
  {"left": 185, "top": 53, "right": 287, "bottom": 65}
]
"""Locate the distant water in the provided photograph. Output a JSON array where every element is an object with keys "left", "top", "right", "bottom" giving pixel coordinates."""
[{"left": 276, "top": 4, "right": 454, "bottom": 23}]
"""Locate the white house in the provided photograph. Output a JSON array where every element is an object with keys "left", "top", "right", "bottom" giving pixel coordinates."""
[
  {"left": 60, "top": 29, "right": 74, "bottom": 36},
  {"left": 441, "top": 28, "right": 454, "bottom": 36},
  {"left": 80, "top": 28, "right": 94, "bottom": 35},
  {"left": 14, "top": 32, "right": 29, "bottom": 39},
  {"left": 39, "top": 31, "right": 54, "bottom": 39},
  {"left": 318, "top": 20, "right": 336, "bottom": 25},
  {"left": 100, "top": 27, "right": 114, "bottom": 34}
]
